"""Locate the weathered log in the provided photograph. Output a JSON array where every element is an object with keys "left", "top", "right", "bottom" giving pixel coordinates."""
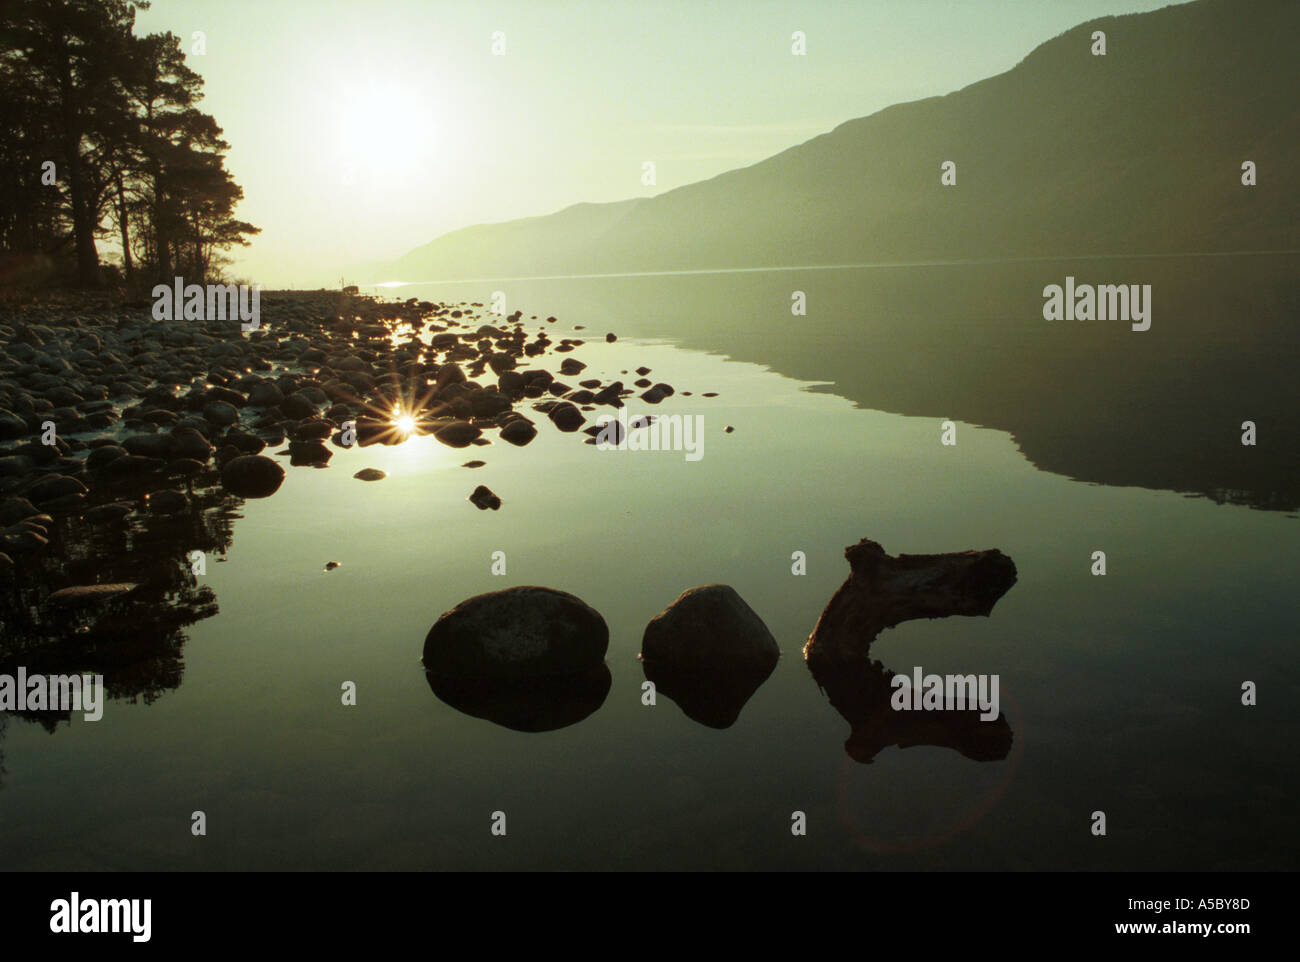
[{"left": 804, "top": 538, "right": 1017, "bottom": 662}]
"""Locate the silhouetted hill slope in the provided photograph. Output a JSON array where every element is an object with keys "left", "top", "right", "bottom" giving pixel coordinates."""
[{"left": 393, "top": 0, "right": 1297, "bottom": 281}]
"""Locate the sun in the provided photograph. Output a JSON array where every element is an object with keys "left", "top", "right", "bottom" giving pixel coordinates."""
[
  {"left": 394, "top": 414, "right": 416, "bottom": 435},
  {"left": 333, "top": 75, "right": 436, "bottom": 180}
]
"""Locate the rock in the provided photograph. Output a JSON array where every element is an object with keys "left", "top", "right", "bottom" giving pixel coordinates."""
[
  {"left": 122, "top": 433, "right": 174, "bottom": 459},
  {"left": 547, "top": 401, "right": 585, "bottom": 432},
  {"left": 221, "top": 455, "right": 285, "bottom": 498},
  {"left": 592, "top": 381, "right": 624, "bottom": 406},
  {"left": 0, "top": 497, "right": 40, "bottom": 526},
  {"left": 469, "top": 484, "right": 501, "bottom": 510},
  {"left": 27, "top": 475, "right": 88, "bottom": 504},
  {"left": 203, "top": 400, "right": 240, "bottom": 426},
  {"left": 85, "top": 444, "right": 127, "bottom": 469},
  {"left": 280, "top": 392, "right": 316, "bottom": 419},
  {"left": 560, "top": 358, "right": 586, "bottom": 376},
  {"left": 0, "top": 529, "right": 48, "bottom": 553},
  {"left": 99, "top": 454, "right": 164, "bottom": 480},
  {"left": 0, "top": 411, "right": 29, "bottom": 440},
  {"left": 435, "top": 362, "right": 467, "bottom": 390},
  {"left": 165, "top": 458, "right": 205, "bottom": 482},
  {"left": 82, "top": 502, "right": 134, "bottom": 523},
  {"left": 640, "top": 382, "right": 675, "bottom": 404},
  {"left": 640, "top": 585, "right": 779, "bottom": 728},
  {"left": 605, "top": 333, "right": 617, "bottom": 342},
  {"left": 223, "top": 430, "right": 265, "bottom": 455},
  {"left": 0, "top": 455, "right": 35, "bottom": 477},
  {"left": 147, "top": 489, "right": 189, "bottom": 513},
  {"left": 288, "top": 439, "right": 332, "bottom": 465},
  {"left": 247, "top": 381, "right": 284, "bottom": 406},
  {"left": 325, "top": 561, "right": 341, "bottom": 571},
  {"left": 462, "top": 460, "right": 486, "bottom": 468},
  {"left": 422, "top": 586, "right": 609, "bottom": 680},
  {"left": 433, "top": 420, "right": 481, "bottom": 447},
  {"left": 44, "top": 583, "right": 137, "bottom": 608},
  {"left": 724, "top": 425, "right": 735, "bottom": 433},
  {"left": 353, "top": 468, "right": 387, "bottom": 481},
  {"left": 170, "top": 426, "right": 214, "bottom": 460},
  {"left": 499, "top": 417, "right": 537, "bottom": 446}
]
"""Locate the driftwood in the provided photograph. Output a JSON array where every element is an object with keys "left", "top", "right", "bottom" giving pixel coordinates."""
[
  {"left": 805, "top": 538, "right": 1018, "bottom": 662},
  {"left": 804, "top": 538, "right": 1018, "bottom": 763}
]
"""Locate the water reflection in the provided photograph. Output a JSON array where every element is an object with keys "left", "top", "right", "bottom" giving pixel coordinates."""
[
  {"left": 425, "top": 664, "right": 611, "bottom": 733},
  {"left": 0, "top": 474, "right": 237, "bottom": 779}
]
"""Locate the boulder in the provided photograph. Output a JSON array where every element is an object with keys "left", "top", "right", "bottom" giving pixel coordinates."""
[
  {"left": 422, "top": 586, "right": 608, "bottom": 681},
  {"left": 640, "top": 585, "right": 779, "bottom": 728},
  {"left": 220, "top": 454, "right": 285, "bottom": 498}
]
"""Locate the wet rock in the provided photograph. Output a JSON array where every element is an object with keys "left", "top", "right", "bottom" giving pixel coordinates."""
[
  {"left": 280, "top": 392, "right": 317, "bottom": 420},
  {"left": 422, "top": 585, "right": 609, "bottom": 681},
  {"left": 203, "top": 400, "right": 240, "bottom": 426},
  {"left": 592, "top": 381, "right": 624, "bottom": 406},
  {"left": 99, "top": 454, "right": 165, "bottom": 481},
  {"left": 247, "top": 381, "right": 285, "bottom": 406},
  {"left": 223, "top": 430, "right": 265, "bottom": 455},
  {"left": 289, "top": 439, "right": 332, "bottom": 465},
  {"left": 499, "top": 417, "right": 537, "bottom": 446},
  {"left": 82, "top": 502, "right": 134, "bottom": 523},
  {"left": 353, "top": 468, "right": 387, "bottom": 481},
  {"left": 547, "top": 401, "right": 585, "bottom": 432},
  {"left": 85, "top": 444, "right": 127, "bottom": 469},
  {"left": 27, "top": 474, "right": 88, "bottom": 504},
  {"left": 462, "top": 460, "right": 486, "bottom": 468},
  {"left": 640, "top": 383, "right": 675, "bottom": 405},
  {"left": 0, "top": 410, "right": 29, "bottom": 440},
  {"left": 640, "top": 585, "right": 779, "bottom": 728},
  {"left": 147, "top": 489, "right": 189, "bottom": 513},
  {"left": 171, "top": 426, "right": 214, "bottom": 457},
  {"left": 221, "top": 454, "right": 285, "bottom": 498},
  {"left": 435, "top": 362, "right": 467, "bottom": 390},
  {"left": 469, "top": 484, "right": 501, "bottom": 510},
  {"left": 560, "top": 358, "right": 586, "bottom": 376},
  {"left": 122, "top": 433, "right": 174, "bottom": 459},
  {"left": 0, "top": 455, "right": 34, "bottom": 478},
  {"left": 0, "top": 528, "right": 48, "bottom": 553},
  {"left": 433, "top": 420, "right": 481, "bottom": 447}
]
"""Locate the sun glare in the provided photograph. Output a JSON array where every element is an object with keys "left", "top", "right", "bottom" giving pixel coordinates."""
[{"left": 394, "top": 415, "right": 417, "bottom": 435}]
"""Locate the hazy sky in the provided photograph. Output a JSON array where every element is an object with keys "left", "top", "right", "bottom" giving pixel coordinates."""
[{"left": 132, "top": 0, "right": 1192, "bottom": 287}]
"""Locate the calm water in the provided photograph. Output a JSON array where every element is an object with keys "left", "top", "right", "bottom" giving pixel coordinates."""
[{"left": 2, "top": 257, "right": 1296, "bottom": 870}]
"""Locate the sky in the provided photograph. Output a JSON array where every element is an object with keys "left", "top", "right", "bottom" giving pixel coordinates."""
[{"left": 132, "top": 0, "right": 1194, "bottom": 287}]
